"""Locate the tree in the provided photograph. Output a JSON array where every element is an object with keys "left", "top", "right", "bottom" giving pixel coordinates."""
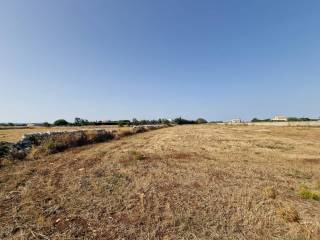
[
  {"left": 42, "top": 122, "right": 51, "bottom": 127},
  {"left": 118, "top": 120, "right": 131, "bottom": 127},
  {"left": 132, "top": 118, "right": 139, "bottom": 125},
  {"left": 251, "top": 118, "right": 271, "bottom": 123},
  {"left": 160, "top": 118, "right": 170, "bottom": 124},
  {"left": 54, "top": 119, "right": 69, "bottom": 126},
  {"left": 74, "top": 117, "right": 89, "bottom": 126},
  {"left": 196, "top": 118, "right": 208, "bottom": 124},
  {"left": 173, "top": 117, "right": 195, "bottom": 125},
  {"left": 251, "top": 118, "right": 260, "bottom": 122}
]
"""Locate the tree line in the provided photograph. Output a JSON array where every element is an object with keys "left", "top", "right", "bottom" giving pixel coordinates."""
[
  {"left": 251, "top": 117, "right": 318, "bottom": 122},
  {"left": 52, "top": 117, "right": 209, "bottom": 126}
]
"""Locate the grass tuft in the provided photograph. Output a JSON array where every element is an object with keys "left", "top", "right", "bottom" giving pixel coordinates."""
[
  {"left": 120, "top": 150, "right": 146, "bottom": 167},
  {"left": 277, "top": 206, "right": 300, "bottom": 223},
  {"left": 298, "top": 185, "right": 320, "bottom": 201},
  {"left": 262, "top": 186, "right": 277, "bottom": 199}
]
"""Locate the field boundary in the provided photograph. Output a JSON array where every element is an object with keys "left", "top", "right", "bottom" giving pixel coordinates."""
[{"left": 0, "top": 125, "right": 171, "bottom": 162}]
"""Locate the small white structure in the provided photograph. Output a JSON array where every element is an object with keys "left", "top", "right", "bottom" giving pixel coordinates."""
[
  {"left": 272, "top": 115, "right": 288, "bottom": 122},
  {"left": 230, "top": 118, "right": 242, "bottom": 124}
]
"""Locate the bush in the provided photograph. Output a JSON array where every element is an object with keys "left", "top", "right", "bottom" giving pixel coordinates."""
[
  {"left": 262, "top": 186, "right": 277, "bottom": 199},
  {"left": 118, "top": 120, "right": 131, "bottom": 127},
  {"left": 251, "top": 118, "right": 271, "bottom": 122},
  {"left": 74, "top": 117, "right": 89, "bottom": 126},
  {"left": 287, "top": 117, "right": 311, "bottom": 122},
  {"left": 53, "top": 119, "right": 69, "bottom": 126},
  {"left": 277, "top": 206, "right": 300, "bottom": 222},
  {"left": 196, "top": 118, "right": 208, "bottom": 124},
  {"left": 42, "top": 122, "right": 51, "bottom": 127},
  {"left": 173, "top": 117, "right": 196, "bottom": 125},
  {"left": 299, "top": 186, "right": 320, "bottom": 201}
]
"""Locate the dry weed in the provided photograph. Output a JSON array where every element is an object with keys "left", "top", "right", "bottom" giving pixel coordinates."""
[
  {"left": 277, "top": 206, "right": 300, "bottom": 223},
  {"left": 262, "top": 186, "right": 277, "bottom": 199}
]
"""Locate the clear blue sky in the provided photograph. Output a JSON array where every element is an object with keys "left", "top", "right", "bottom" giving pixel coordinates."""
[{"left": 1, "top": 0, "right": 319, "bottom": 123}]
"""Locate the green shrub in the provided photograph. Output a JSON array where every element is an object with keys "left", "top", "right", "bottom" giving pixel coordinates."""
[
  {"left": 251, "top": 118, "right": 271, "bottom": 122},
  {"left": 173, "top": 117, "right": 196, "bottom": 125},
  {"left": 196, "top": 118, "right": 208, "bottom": 124},
  {"left": 53, "top": 119, "right": 69, "bottom": 126},
  {"left": 299, "top": 186, "right": 320, "bottom": 201}
]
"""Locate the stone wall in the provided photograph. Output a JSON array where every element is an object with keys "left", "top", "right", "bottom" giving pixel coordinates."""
[{"left": 0, "top": 125, "right": 169, "bottom": 161}]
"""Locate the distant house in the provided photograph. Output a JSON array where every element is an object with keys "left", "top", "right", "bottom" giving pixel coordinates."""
[
  {"left": 230, "top": 118, "right": 242, "bottom": 124},
  {"left": 272, "top": 115, "right": 288, "bottom": 122}
]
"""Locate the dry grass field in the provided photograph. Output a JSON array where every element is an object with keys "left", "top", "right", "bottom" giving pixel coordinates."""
[
  {"left": 1, "top": 125, "right": 320, "bottom": 239},
  {"left": 0, "top": 125, "right": 124, "bottom": 143}
]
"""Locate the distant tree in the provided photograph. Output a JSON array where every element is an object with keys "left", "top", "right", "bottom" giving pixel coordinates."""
[
  {"left": 287, "top": 117, "right": 298, "bottom": 122},
  {"left": 159, "top": 118, "right": 170, "bottom": 124},
  {"left": 132, "top": 118, "right": 139, "bottom": 125},
  {"left": 173, "top": 117, "right": 183, "bottom": 125},
  {"left": 251, "top": 118, "right": 260, "bottom": 122},
  {"left": 74, "top": 117, "right": 89, "bottom": 126},
  {"left": 251, "top": 118, "right": 271, "bottom": 123},
  {"left": 287, "top": 117, "right": 311, "bottom": 122},
  {"left": 173, "top": 117, "right": 196, "bottom": 125},
  {"left": 139, "top": 119, "right": 148, "bottom": 125},
  {"left": 54, "top": 119, "right": 69, "bottom": 126},
  {"left": 118, "top": 120, "right": 131, "bottom": 127},
  {"left": 43, "top": 122, "right": 51, "bottom": 127},
  {"left": 74, "top": 117, "right": 81, "bottom": 125},
  {"left": 196, "top": 118, "right": 208, "bottom": 124}
]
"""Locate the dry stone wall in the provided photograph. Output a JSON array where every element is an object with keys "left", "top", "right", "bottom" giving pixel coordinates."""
[{"left": 0, "top": 125, "right": 169, "bottom": 160}]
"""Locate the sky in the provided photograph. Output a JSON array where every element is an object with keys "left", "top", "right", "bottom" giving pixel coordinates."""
[{"left": 0, "top": 0, "right": 319, "bottom": 123}]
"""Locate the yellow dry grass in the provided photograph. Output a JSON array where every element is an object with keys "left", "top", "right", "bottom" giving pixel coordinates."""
[{"left": 1, "top": 125, "right": 320, "bottom": 239}]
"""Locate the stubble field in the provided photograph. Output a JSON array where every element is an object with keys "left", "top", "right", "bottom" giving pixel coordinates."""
[{"left": 0, "top": 125, "right": 320, "bottom": 239}]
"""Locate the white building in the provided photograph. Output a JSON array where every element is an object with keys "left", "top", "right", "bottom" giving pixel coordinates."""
[
  {"left": 272, "top": 115, "right": 288, "bottom": 121},
  {"left": 230, "top": 118, "right": 242, "bottom": 124}
]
